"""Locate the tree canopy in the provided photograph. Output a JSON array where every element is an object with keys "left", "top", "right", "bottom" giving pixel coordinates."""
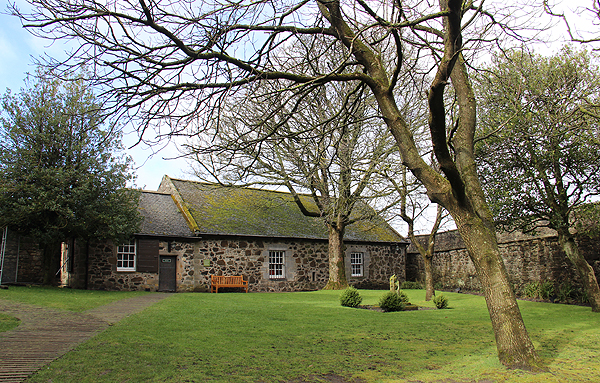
[
  {"left": 0, "top": 71, "right": 141, "bottom": 247},
  {"left": 189, "top": 79, "right": 405, "bottom": 289},
  {"left": 476, "top": 46, "right": 600, "bottom": 232},
  {"left": 475, "top": 46, "right": 600, "bottom": 311}
]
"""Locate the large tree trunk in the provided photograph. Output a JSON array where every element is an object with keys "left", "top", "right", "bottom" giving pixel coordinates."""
[
  {"left": 423, "top": 254, "right": 435, "bottom": 301},
  {"left": 323, "top": 224, "right": 348, "bottom": 290},
  {"left": 374, "top": 68, "right": 540, "bottom": 368},
  {"left": 454, "top": 211, "right": 539, "bottom": 369},
  {"left": 558, "top": 232, "right": 600, "bottom": 312},
  {"left": 319, "top": 0, "right": 539, "bottom": 369}
]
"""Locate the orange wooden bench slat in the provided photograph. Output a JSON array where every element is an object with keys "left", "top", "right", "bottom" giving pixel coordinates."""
[{"left": 211, "top": 275, "right": 249, "bottom": 293}]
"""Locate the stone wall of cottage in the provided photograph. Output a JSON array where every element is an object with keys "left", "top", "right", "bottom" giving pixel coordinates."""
[
  {"left": 71, "top": 235, "right": 405, "bottom": 292},
  {"left": 86, "top": 240, "right": 160, "bottom": 291},
  {"left": 349, "top": 243, "right": 406, "bottom": 290},
  {"left": 177, "top": 237, "right": 329, "bottom": 292},
  {"left": 174, "top": 236, "right": 406, "bottom": 293},
  {"left": 406, "top": 229, "right": 600, "bottom": 293}
]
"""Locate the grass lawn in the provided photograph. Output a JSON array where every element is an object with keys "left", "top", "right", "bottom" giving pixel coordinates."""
[
  {"left": 9, "top": 289, "right": 597, "bottom": 383},
  {"left": 0, "top": 312, "right": 20, "bottom": 333},
  {"left": 0, "top": 285, "right": 149, "bottom": 312}
]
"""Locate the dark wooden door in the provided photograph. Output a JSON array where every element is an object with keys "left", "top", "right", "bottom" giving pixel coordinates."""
[{"left": 159, "top": 256, "right": 176, "bottom": 292}]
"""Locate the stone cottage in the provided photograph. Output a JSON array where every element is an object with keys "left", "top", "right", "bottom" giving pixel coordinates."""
[{"left": 48, "top": 176, "right": 408, "bottom": 292}]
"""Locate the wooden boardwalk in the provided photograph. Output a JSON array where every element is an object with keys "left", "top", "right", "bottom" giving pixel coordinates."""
[{"left": 0, "top": 293, "right": 171, "bottom": 383}]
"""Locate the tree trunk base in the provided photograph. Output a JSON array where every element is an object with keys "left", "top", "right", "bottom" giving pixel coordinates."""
[
  {"left": 559, "top": 234, "right": 600, "bottom": 313},
  {"left": 323, "top": 281, "right": 349, "bottom": 290},
  {"left": 500, "top": 353, "right": 544, "bottom": 371}
]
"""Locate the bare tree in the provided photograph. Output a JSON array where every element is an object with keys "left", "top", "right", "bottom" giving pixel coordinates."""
[
  {"left": 389, "top": 166, "right": 448, "bottom": 301},
  {"left": 545, "top": 0, "right": 600, "bottom": 48},
  {"left": 188, "top": 81, "right": 401, "bottom": 290},
  {"left": 12, "top": 0, "right": 544, "bottom": 368}
]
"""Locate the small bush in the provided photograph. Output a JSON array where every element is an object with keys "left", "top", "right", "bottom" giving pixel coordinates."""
[
  {"left": 523, "top": 281, "right": 540, "bottom": 298},
  {"left": 401, "top": 281, "right": 423, "bottom": 290},
  {"left": 339, "top": 286, "right": 362, "bottom": 308},
  {"left": 523, "top": 281, "right": 555, "bottom": 300},
  {"left": 555, "top": 282, "right": 589, "bottom": 304},
  {"left": 397, "top": 289, "right": 410, "bottom": 303},
  {"left": 379, "top": 291, "right": 405, "bottom": 312},
  {"left": 433, "top": 294, "right": 449, "bottom": 309},
  {"left": 539, "top": 281, "right": 554, "bottom": 300},
  {"left": 557, "top": 282, "right": 575, "bottom": 303}
]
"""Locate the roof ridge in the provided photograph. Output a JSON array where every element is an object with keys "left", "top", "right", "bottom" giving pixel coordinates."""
[
  {"left": 167, "top": 177, "right": 323, "bottom": 199},
  {"left": 139, "top": 190, "right": 172, "bottom": 195},
  {"left": 160, "top": 176, "right": 201, "bottom": 233}
]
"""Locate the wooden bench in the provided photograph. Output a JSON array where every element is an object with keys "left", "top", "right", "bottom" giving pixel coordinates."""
[{"left": 211, "top": 275, "right": 249, "bottom": 293}]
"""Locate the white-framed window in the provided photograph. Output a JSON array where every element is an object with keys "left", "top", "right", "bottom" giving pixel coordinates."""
[
  {"left": 350, "top": 252, "right": 364, "bottom": 277},
  {"left": 117, "top": 240, "right": 136, "bottom": 271},
  {"left": 269, "top": 250, "right": 285, "bottom": 279}
]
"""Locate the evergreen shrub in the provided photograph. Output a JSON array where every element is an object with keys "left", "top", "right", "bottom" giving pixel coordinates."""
[
  {"left": 539, "top": 281, "right": 555, "bottom": 300},
  {"left": 339, "top": 286, "right": 362, "bottom": 308},
  {"left": 558, "top": 283, "right": 589, "bottom": 304},
  {"left": 557, "top": 282, "right": 575, "bottom": 303},
  {"left": 433, "top": 294, "right": 449, "bottom": 309},
  {"left": 523, "top": 282, "right": 539, "bottom": 298},
  {"left": 397, "top": 289, "right": 410, "bottom": 303},
  {"left": 379, "top": 291, "right": 405, "bottom": 312},
  {"left": 523, "top": 281, "right": 555, "bottom": 300}
]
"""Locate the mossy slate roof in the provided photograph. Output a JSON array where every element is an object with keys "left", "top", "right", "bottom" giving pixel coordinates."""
[{"left": 162, "top": 177, "right": 405, "bottom": 243}]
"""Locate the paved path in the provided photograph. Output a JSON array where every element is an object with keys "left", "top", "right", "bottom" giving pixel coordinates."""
[{"left": 0, "top": 293, "right": 172, "bottom": 383}]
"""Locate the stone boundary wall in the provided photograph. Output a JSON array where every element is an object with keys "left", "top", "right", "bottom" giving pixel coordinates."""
[
  {"left": 1, "top": 228, "right": 20, "bottom": 284},
  {"left": 0, "top": 230, "right": 45, "bottom": 284},
  {"left": 83, "top": 235, "right": 405, "bottom": 292},
  {"left": 406, "top": 229, "right": 600, "bottom": 293}
]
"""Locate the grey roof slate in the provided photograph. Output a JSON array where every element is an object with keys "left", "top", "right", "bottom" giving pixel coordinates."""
[{"left": 137, "top": 191, "right": 194, "bottom": 237}]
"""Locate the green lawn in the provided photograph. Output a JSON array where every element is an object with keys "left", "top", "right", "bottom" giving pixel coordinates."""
[
  {"left": 0, "top": 312, "right": 20, "bottom": 333},
  {"left": 0, "top": 285, "right": 148, "bottom": 312},
  {"left": 0, "top": 287, "right": 598, "bottom": 381},
  {"left": 3, "top": 289, "right": 593, "bottom": 383}
]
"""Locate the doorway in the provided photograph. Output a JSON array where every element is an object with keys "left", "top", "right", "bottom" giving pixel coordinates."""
[{"left": 159, "top": 256, "right": 176, "bottom": 292}]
